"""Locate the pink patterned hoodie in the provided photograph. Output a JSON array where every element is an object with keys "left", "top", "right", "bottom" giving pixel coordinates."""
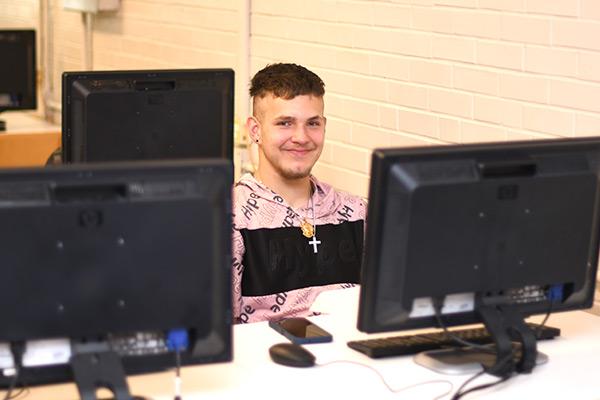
[{"left": 232, "top": 173, "right": 366, "bottom": 323}]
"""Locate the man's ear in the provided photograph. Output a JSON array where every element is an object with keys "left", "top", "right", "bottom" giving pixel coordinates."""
[{"left": 246, "top": 116, "right": 260, "bottom": 143}]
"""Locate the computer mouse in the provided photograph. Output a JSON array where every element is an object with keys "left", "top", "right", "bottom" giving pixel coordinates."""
[{"left": 269, "top": 342, "right": 316, "bottom": 368}]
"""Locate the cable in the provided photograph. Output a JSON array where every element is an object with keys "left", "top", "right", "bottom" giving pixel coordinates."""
[
  {"left": 3, "top": 343, "right": 25, "bottom": 400},
  {"left": 432, "top": 298, "right": 519, "bottom": 399},
  {"left": 6, "top": 386, "right": 28, "bottom": 400},
  {"left": 534, "top": 300, "right": 554, "bottom": 340},
  {"left": 431, "top": 299, "right": 496, "bottom": 353},
  {"left": 317, "top": 360, "right": 453, "bottom": 399},
  {"left": 166, "top": 329, "right": 188, "bottom": 400},
  {"left": 174, "top": 349, "right": 182, "bottom": 400}
]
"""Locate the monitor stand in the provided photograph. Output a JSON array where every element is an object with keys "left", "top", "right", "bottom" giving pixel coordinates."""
[
  {"left": 414, "top": 345, "right": 548, "bottom": 375},
  {"left": 70, "top": 344, "right": 132, "bottom": 400}
]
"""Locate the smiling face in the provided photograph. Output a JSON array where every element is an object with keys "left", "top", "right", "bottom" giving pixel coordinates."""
[{"left": 249, "top": 93, "right": 326, "bottom": 181}]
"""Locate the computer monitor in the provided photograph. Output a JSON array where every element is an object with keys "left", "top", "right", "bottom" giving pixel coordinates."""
[
  {"left": 61, "top": 69, "right": 234, "bottom": 163},
  {"left": 0, "top": 29, "right": 37, "bottom": 131},
  {"left": 358, "top": 138, "right": 600, "bottom": 377},
  {"left": 0, "top": 159, "right": 232, "bottom": 399}
]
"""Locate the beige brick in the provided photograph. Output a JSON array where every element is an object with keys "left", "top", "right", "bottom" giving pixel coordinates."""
[
  {"left": 251, "top": 15, "right": 291, "bottom": 38},
  {"left": 312, "top": 163, "right": 369, "bottom": 198},
  {"left": 325, "top": 117, "right": 352, "bottom": 144},
  {"left": 434, "top": 0, "right": 478, "bottom": 7},
  {"left": 575, "top": 113, "right": 600, "bottom": 137},
  {"left": 410, "top": 0, "right": 435, "bottom": 5},
  {"left": 505, "top": 129, "right": 556, "bottom": 141},
  {"left": 251, "top": 37, "right": 275, "bottom": 59},
  {"left": 432, "top": 35, "right": 475, "bottom": 63},
  {"left": 319, "top": 23, "right": 355, "bottom": 47},
  {"left": 388, "top": 82, "right": 429, "bottom": 110},
  {"left": 553, "top": 19, "right": 600, "bottom": 51},
  {"left": 170, "top": 6, "right": 238, "bottom": 32},
  {"left": 479, "top": 0, "right": 525, "bottom": 12},
  {"left": 342, "top": 98, "right": 380, "bottom": 126},
  {"left": 500, "top": 73, "right": 548, "bottom": 103},
  {"left": 454, "top": 66, "right": 499, "bottom": 95},
  {"left": 323, "top": 94, "right": 346, "bottom": 119},
  {"left": 549, "top": 79, "right": 600, "bottom": 113},
  {"left": 461, "top": 121, "right": 506, "bottom": 143},
  {"left": 524, "top": 46, "right": 577, "bottom": 78},
  {"left": 372, "top": 3, "right": 411, "bottom": 28},
  {"left": 390, "top": 132, "right": 440, "bottom": 147},
  {"left": 390, "top": 30, "right": 432, "bottom": 58},
  {"left": 348, "top": 75, "right": 389, "bottom": 103},
  {"left": 578, "top": 51, "right": 600, "bottom": 83},
  {"left": 336, "top": 1, "right": 373, "bottom": 25},
  {"left": 582, "top": 0, "right": 600, "bottom": 21},
  {"left": 526, "top": 0, "right": 579, "bottom": 17},
  {"left": 370, "top": 54, "right": 411, "bottom": 81},
  {"left": 335, "top": 50, "right": 371, "bottom": 75},
  {"left": 410, "top": 60, "right": 452, "bottom": 88},
  {"left": 522, "top": 105, "right": 574, "bottom": 136},
  {"left": 439, "top": 118, "right": 461, "bottom": 143},
  {"left": 453, "top": 11, "right": 502, "bottom": 39},
  {"left": 320, "top": 142, "right": 333, "bottom": 164},
  {"left": 476, "top": 41, "right": 523, "bottom": 71},
  {"left": 474, "top": 96, "right": 522, "bottom": 128},
  {"left": 398, "top": 110, "right": 439, "bottom": 138},
  {"left": 330, "top": 143, "right": 371, "bottom": 174},
  {"left": 430, "top": 88, "right": 473, "bottom": 118},
  {"left": 351, "top": 123, "right": 391, "bottom": 149},
  {"left": 411, "top": 6, "right": 454, "bottom": 34},
  {"left": 378, "top": 106, "right": 398, "bottom": 130},
  {"left": 500, "top": 15, "right": 551, "bottom": 45}
]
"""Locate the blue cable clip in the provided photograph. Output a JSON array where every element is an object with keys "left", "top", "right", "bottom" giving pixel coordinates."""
[
  {"left": 548, "top": 284, "right": 563, "bottom": 302},
  {"left": 166, "top": 328, "right": 189, "bottom": 352}
]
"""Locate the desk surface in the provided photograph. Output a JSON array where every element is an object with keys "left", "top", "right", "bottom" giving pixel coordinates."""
[
  {"left": 0, "top": 111, "right": 61, "bottom": 167},
  {"left": 2, "top": 288, "right": 600, "bottom": 400}
]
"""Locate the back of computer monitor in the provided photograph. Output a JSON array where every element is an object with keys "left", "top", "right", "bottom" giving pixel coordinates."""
[
  {"left": 358, "top": 138, "right": 600, "bottom": 335},
  {"left": 0, "top": 29, "right": 36, "bottom": 130},
  {"left": 61, "top": 69, "right": 234, "bottom": 163},
  {"left": 0, "top": 159, "right": 232, "bottom": 387}
]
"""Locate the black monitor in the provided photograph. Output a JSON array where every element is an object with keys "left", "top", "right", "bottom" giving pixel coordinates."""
[
  {"left": 0, "top": 29, "right": 37, "bottom": 131},
  {"left": 61, "top": 69, "right": 234, "bottom": 163},
  {"left": 0, "top": 159, "right": 232, "bottom": 399},
  {"left": 358, "top": 138, "right": 600, "bottom": 377}
]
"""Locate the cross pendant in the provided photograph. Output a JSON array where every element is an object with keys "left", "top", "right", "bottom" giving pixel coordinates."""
[{"left": 308, "top": 235, "right": 321, "bottom": 253}]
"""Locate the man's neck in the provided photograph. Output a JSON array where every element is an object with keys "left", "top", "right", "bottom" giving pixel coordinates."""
[{"left": 254, "top": 169, "right": 312, "bottom": 209}]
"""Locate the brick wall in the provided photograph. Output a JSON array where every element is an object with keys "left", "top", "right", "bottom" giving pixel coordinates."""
[
  {"left": 2, "top": 0, "right": 600, "bottom": 197},
  {"left": 251, "top": 0, "right": 600, "bottom": 197}
]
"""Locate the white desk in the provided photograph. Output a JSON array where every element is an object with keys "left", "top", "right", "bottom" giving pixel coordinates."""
[{"left": 3, "top": 288, "right": 600, "bottom": 400}]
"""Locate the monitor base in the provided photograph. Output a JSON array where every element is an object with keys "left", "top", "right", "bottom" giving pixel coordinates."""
[
  {"left": 414, "top": 346, "right": 548, "bottom": 375},
  {"left": 71, "top": 350, "right": 131, "bottom": 400}
]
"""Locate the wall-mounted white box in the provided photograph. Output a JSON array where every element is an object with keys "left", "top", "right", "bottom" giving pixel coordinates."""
[{"left": 63, "top": 0, "right": 120, "bottom": 13}]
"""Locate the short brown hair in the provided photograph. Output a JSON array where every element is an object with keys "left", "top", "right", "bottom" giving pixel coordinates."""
[{"left": 249, "top": 63, "right": 325, "bottom": 100}]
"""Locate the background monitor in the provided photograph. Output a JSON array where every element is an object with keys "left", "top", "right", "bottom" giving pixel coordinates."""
[
  {"left": 0, "top": 29, "right": 37, "bottom": 131},
  {"left": 358, "top": 138, "right": 600, "bottom": 375},
  {"left": 0, "top": 159, "right": 232, "bottom": 396},
  {"left": 61, "top": 69, "right": 234, "bottom": 163}
]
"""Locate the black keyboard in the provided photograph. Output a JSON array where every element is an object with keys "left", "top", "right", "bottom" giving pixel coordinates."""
[{"left": 347, "top": 323, "right": 561, "bottom": 359}]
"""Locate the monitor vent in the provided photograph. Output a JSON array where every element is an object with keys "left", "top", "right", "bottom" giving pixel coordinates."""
[{"left": 0, "top": 183, "right": 49, "bottom": 205}]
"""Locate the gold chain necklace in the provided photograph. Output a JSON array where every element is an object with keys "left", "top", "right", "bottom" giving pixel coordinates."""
[
  {"left": 253, "top": 173, "right": 320, "bottom": 252},
  {"left": 300, "top": 196, "right": 315, "bottom": 238}
]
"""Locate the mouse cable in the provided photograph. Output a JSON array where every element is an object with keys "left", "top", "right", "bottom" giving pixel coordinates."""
[{"left": 316, "top": 360, "right": 453, "bottom": 400}]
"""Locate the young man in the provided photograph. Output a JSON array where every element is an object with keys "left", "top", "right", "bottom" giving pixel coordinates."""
[{"left": 232, "top": 63, "right": 366, "bottom": 323}]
